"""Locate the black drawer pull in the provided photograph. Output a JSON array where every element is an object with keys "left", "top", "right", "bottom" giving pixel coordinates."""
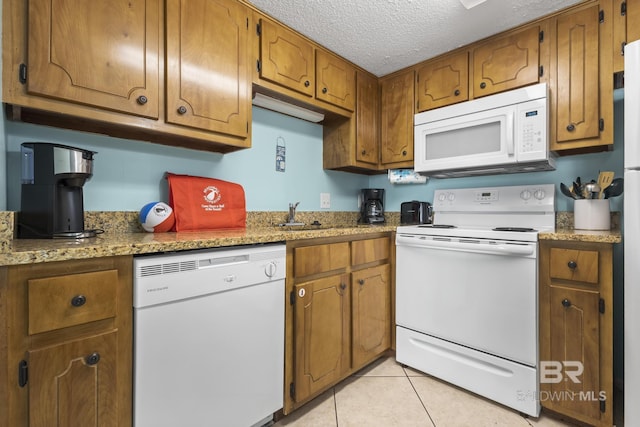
[
  {"left": 567, "top": 260, "right": 577, "bottom": 269},
  {"left": 304, "top": 80, "right": 310, "bottom": 87},
  {"left": 454, "top": 89, "right": 460, "bottom": 96},
  {"left": 85, "top": 352, "right": 101, "bottom": 366},
  {"left": 358, "top": 279, "right": 365, "bottom": 285},
  {"left": 322, "top": 87, "right": 328, "bottom": 94},
  {"left": 480, "top": 82, "right": 487, "bottom": 89},
  {"left": 136, "top": 95, "right": 148, "bottom": 105},
  {"left": 71, "top": 295, "right": 87, "bottom": 307},
  {"left": 567, "top": 123, "right": 576, "bottom": 132},
  {"left": 562, "top": 299, "right": 571, "bottom": 308},
  {"left": 177, "top": 106, "right": 187, "bottom": 115}
]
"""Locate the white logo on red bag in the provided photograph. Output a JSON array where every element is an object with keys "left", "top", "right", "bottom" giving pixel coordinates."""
[{"left": 202, "top": 186, "right": 224, "bottom": 211}]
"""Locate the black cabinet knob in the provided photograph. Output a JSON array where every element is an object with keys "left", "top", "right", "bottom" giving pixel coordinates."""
[
  {"left": 567, "top": 123, "right": 576, "bottom": 132},
  {"left": 71, "top": 295, "right": 86, "bottom": 307},
  {"left": 322, "top": 87, "right": 328, "bottom": 94},
  {"left": 137, "top": 95, "right": 148, "bottom": 105},
  {"left": 177, "top": 106, "right": 187, "bottom": 115},
  {"left": 358, "top": 279, "right": 365, "bottom": 285},
  {"left": 562, "top": 299, "right": 571, "bottom": 308},
  {"left": 339, "top": 283, "right": 347, "bottom": 290},
  {"left": 361, "top": 150, "right": 366, "bottom": 155},
  {"left": 402, "top": 150, "right": 407, "bottom": 156},
  {"left": 480, "top": 82, "right": 487, "bottom": 89},
  {"left": 85, "top": 352, "right": 101, "bottom": 366},
  {"left": 568, "top": 260, "right": 577, "bottom": 269},
  {"left": 454, "top": 89, "right": 460, "bottom": 96},
  {"left": 304, "top": 80, "right": 310, "bottom": 87}
]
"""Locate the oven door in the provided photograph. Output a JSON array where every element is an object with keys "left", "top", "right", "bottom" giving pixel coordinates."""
[{"left": 395, "top": 233, "right": 537, "bottom": 366}]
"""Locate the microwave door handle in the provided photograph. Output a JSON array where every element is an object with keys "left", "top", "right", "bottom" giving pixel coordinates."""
[{"left": 506, "top": 113, "right": 515, "bottom": 156}]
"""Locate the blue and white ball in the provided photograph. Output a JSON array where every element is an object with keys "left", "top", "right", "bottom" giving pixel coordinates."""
[{"left": 139, "top": 202, "right": 175, "bottom": 233}]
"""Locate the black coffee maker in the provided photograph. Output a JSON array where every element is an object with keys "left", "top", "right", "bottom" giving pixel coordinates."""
[
  {"left": 18, "top": 142, "right": 97, "bottom": 239},
  {"left": 359, "top": 188, "right": 385, "bottom": 224}
]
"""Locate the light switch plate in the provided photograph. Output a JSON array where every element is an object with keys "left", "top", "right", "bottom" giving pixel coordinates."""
[{"left": 320, "top": 193, "right": 331, "bottom": 209}]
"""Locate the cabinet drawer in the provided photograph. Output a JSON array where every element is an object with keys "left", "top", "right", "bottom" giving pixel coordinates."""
[
  {"left": 351, "top": 237, "right": 390, "bottom": 265},
  {"left": 549, "top": 248, "right": 599, "bottom": 284},
  {"left": 294, "top": 242, "right": 350, "bottom": 277},
  {"left": 28, "top": 270, "right": 118, "bottom": 335}
]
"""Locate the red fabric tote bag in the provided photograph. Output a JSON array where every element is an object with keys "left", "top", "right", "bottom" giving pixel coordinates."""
[{"left": 166, "top": 173, "right": 246, "bottom": 231}]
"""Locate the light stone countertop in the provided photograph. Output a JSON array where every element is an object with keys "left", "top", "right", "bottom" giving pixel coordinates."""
[{"left": 538, "top": 228, "right": 622, "bottom": 244}]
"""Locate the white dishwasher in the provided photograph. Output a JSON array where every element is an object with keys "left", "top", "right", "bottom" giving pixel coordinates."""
[{"left": 133, "top": 243, "right": 285, "bottom": 427}]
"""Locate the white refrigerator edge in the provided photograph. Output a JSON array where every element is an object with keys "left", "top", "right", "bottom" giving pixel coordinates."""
[{"left": 624, "top": 38, "right": 640, "bottom": 427}]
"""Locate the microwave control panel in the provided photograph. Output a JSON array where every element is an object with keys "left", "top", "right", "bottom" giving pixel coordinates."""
[{"left": 517, "top": 98, "right": 548, "bottom": 159}]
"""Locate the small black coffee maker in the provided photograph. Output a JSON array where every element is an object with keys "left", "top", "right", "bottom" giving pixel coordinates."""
[
  {"left": 359, "top": 188, "right": 385, "bottom": 224},
  {"left": 18, "top": 142, "right": 97, "bottom": 239}
]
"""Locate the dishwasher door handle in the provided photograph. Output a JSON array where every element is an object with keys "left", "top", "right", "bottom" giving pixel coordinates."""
[{"left": 396, "top": 234, "right": 535, "bottom": 257}]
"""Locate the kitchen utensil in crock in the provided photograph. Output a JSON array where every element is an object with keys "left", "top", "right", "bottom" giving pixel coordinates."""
[
  {"left": 603, "top": 177, "right": 624, "bottom": 198},
  {"left": 597, "top": 171, "right": 615, "bottom": 198},
  {"left": 583, "top": 181, "right": 601, "bottom": 199},
  {"left": 560, "top": 183, "right": 579, "bottom": 199}
]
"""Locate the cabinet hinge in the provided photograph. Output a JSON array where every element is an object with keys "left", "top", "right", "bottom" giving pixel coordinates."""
[
  {"left": 289, "top": 382, "right": 295, "bottom": 398},
  {"left": 246, "top": 17, "right": 249, "bottom": 29},
  {"left": 622, "top": 41, "right": 627, "bottom": 57},
  {"left": 256, "top": 59, "right": 261, "bottom": 73},
  {"left": 256, "top": 23, "right": 261, "bottom": 36},
  {"left": 600, "top": 399, "right": 606, "bottom": 413},
  {"left": 539, "top": 30, "right": 544, "bottom": 43},
  {"left": 599, "top": 10, "right": 605, "bottom": 23},
  {"left": 539, "top": 65, "right": 544, "bottom": 77},
  {"left": 599, "top": 298, "right": 605, "bottom": 314},
  {"left": 19, "top": 63, "right": 27, "bottom": 84},
  {"left": 599, "top": 118, "right": 605, "bottom": 132},
  {"left": 290, "top": 290, "right": 295, "bottom": 305},
  {"left": 621, "top": 1, "right": 627, "bottom": 16},
  {"left": 18, "top": 360, "right": 28, "bottom": 387}
]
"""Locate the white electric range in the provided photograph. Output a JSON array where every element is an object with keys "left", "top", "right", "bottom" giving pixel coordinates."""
[{"left": 395, "top": 184, "right": 555, "bottom": 417}]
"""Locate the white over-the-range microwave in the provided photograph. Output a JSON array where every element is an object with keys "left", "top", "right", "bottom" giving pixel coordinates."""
[{"left": 414, "top": 82, "right": 556, "bottom": 178}]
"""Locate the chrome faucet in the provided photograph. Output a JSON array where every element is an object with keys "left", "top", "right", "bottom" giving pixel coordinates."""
[{"left": 288, "top": 202, "right": 300, "bottom": 224}]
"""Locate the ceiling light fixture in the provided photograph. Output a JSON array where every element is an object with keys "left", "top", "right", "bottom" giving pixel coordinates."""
[
  {"left": 459, "top": 0, "right": 487, "bottom": 9},
  {"left": 252, "top": 92, "right": 325, "bottom": 123}
]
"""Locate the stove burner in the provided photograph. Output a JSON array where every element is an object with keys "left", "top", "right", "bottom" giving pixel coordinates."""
[
  {"left": 418, "top": 224, "right": 456, "bottom": 228},
  {"left": 492, "top": 227, "right": 536, "bottom": 232}
]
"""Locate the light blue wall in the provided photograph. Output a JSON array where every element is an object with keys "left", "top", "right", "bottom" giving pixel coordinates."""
[{"left": 4, "top": 107, "right": 368, "bottom": 212}]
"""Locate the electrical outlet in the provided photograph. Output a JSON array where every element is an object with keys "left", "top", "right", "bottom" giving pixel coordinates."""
[{"left": 320, "top": 193, "right": 331, "bottom": 209}]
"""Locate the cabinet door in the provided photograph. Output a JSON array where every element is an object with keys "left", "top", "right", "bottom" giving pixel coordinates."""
[
  {"left": 28, "top": 330, "right": 118, "bottom": 427},
  {"left": 555, "top": 5, "right": 600, "bottom": 143},
  {"left": 472, "top": 26, "right": 540, "bottom": 97},
  {"left": 356, "top": 71, "right": 379, "bottom": 165},
  {"left": 27, "top": 0, "right": 159, "bottom": 118},
  {"left": 352, "top": 264, "right": 391, "bottom": 368},
  {"left": 258, "top": 19, "right": 315, "bottom": 97},
  {"left": 416, "top": 51, "right": 469, "bottom": 112},
  {"left": 629, "top": 0, "right": 640, "bottom": 43},
  {"left": 547, "top": 285, "right": 601, "bottom": 420},
  {"left": 166, "top": 0, "right": 250, "bottom": 138},
  {"left": 315, "top": 50, "right": 356, "bottom": 111},
  {"left": 293, "top": 274, "right": 350, "bottom": 402},
  {"left": 380, "top": 70, "right": 414, "bottom": 167}
]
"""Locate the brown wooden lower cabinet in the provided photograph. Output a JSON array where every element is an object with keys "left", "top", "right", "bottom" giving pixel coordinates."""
[
  {"left": 539, "top": 240, "right": 613, "bottom": 427},
  {"left": 0, "top": 256, "right": 133, "bottom": 427},
  {"left": 285, "top": 234, "right": 393, "bottom": 414}
]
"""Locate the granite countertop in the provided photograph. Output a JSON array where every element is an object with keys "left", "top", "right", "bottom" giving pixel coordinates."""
[
  {"left": 0, "top": 224, "right": 397, "bottom": 266},
  {"left": 539, "top": 228, "right": 622, "bottom": 244}
]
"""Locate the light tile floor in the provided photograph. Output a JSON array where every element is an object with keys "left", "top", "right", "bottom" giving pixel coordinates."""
[{"left": 274, "top": 356, "right": 621, "bottom": 427}]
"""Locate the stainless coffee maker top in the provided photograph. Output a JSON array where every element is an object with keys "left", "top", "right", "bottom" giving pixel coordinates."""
[{"left": 53, "top": 145, "right": 94, "bottom": 176}]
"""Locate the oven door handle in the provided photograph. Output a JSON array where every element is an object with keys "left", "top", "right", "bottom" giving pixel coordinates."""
[{"left": 396, "top": 235, "right": 535, "bottom": 257}]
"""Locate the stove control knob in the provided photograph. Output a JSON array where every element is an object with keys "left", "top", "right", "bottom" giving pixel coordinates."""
[
  {"left": 534, "top": 189, "right": 546, "bottom": 200},
  {"left": 438, "top": 193, "right": 446, "bottom": 202},
  {"left": 520, "top": 190, "right": 532, "bottom": 200},
  {"left": 447, "top": 193, "right": 455, "bottom": 201}
]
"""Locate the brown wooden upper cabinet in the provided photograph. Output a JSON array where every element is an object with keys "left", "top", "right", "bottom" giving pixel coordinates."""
[
  {"left": 166, "top": 0, "right": 251, "bottom": 138},
  {"left": 380, "top": 70, "right": 415, "bottom": 168},
  {"left": 355, "top": 71, "right": 380, "bottom": 165},
  {"left": 26, "top": 0, "right": 160, "bottom": 118},
  {"left": 258, "top": 18, "right": 315, "bottom": 97},
  {"left": 315, "top": 50, "right": 356, "bottom": 111},
  {"left": 551, "top": 2, "right": 613, "bottom": 153},
  {"left": 472, "top": 25, "right": 541, "bottom": 97},
  {"left": 630, "top": 0, "right": 640, "bottom": 43},
  {"left": 416, "top": 51, "right": 469, "bottom": 112}
]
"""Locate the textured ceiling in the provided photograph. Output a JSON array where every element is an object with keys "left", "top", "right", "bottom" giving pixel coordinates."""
[{"left": 248, "top": 0, "right": 585, "bottom": 77}]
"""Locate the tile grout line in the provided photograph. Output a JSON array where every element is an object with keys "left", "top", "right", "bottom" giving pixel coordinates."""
[
  {"left": 403, "top": 365, "right": 438, "bottom": 427},
  {"left": 333, "top": 387, "right": 339, "bottom": 426}
]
